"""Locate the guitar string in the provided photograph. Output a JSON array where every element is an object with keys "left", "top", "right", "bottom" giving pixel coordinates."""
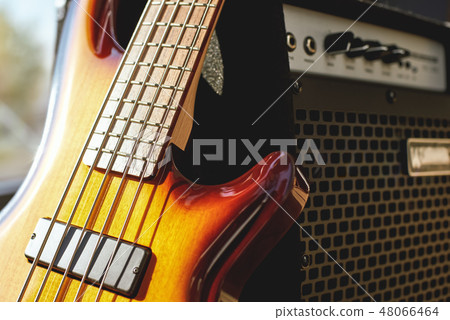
[
  {"left": 20, "top": 0, "right": 213, "bottom": 301},
  {"left": 48, "top": 0, "right": 178, "bottom": 302},
  {"left": 74, "top": 174, "right": 201, "bottom": 302},
  {"left": 53, "top": 0, "right": 187, "bottom": 301},
  {"left": 35, "top": 0, "right": 204, "bottom": 302},
  {"left": 17, "top": 0, "right": 165, "bottom": 302},
  {"left": 75, "top": 0, "right": 207, "bottom": 301},
  {"left": 73, "top": 0, "right": 201, "bottom": 127},
  {"left": 33, "top": 0, "right": 167, "bottom": 301},
  {"left": 93, "top": 0, "right": 215, "bottom": 301},
  {"left": 70, "top": 0, "right": 199, "bottom": 301},
  {"left": 76, "top": 153, "right": 173, "bottom": 301}
]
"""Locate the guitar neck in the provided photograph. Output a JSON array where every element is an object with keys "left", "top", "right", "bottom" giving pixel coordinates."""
[{"left": 83, "top": 0, "right": 224, "bottom": 179}]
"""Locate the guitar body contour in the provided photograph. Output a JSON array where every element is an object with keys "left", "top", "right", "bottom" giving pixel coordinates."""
[{"left": 0, "top": 0, "right": 308, "bottom": 301}]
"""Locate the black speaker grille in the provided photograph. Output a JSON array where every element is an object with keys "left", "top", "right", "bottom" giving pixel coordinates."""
[{"left": 295, "top": 108, "right": 450, "bottom": 302}]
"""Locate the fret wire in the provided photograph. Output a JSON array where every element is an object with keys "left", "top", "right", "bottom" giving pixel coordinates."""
[
  {"left": 101, "top": 133, "right": 167, "bottom": 148},
  {"left": 139, "top": 138, "right": 166, "bottom": 146},
  {"left": 122, "top": 62, "right": 193, "bottom": 72},
  {"left": 137, "top": 101, "right": 178, "bottom": 110},
  {"left": 145, "top": 83, "right": 185, "bottom": 91},
  {"left": 130, "top": 118, "right": 145, "bottom": 124},
  {"left": 109, "top": 2, "right": 200, "bottom": 142},
  {"left": 146, "top": 121, "right": 171, "bottom": 129},
  {"left": 151, "top": 63, "right": 193, "bottom": 71},
  {"left": 156, "top": 22, "right": 179, "bottom": 27},
  {"left": 151, "top": 1, "right": 216, "bottom": 8},
  {"left": 47, "top": 0, "right": 215, "bottom": 302},
  {"left": 110, "top": 82, "right": 189, "bottom": 108},
  {"left": 149, "top": 0, "right": 216, "bottom": 127},
  {"left": 146, "top": 42, "right": 200, "bottom": 51},
  {"left": 47, "top": 1, "right": 170, "bottom": 302},
  {"left": 79, "top": 0, "right": 196, "bottom": 302},
  {"left": 115, "top": 115, "right": 127, "bottom": 121},
  {"left": 133, "top": 0, "right": 216, "bottom": 156},
  {"left": 95, "top": 0, "right": 217, "bottom": 301},
  {"left": 118, "top": 7, "right": 207, "bottom": 133},
  {"left": 177, "top": 45, "right": 199, "bottom": 50},
  {"left": 186, "top": 24, "right": 208, "bottom": 29},
  {"left": 150, "top": 21, "right": 208, "bottom": 29},
  {"left": 94, "top": 0, "right": 216, "bottom": 301},
  {"left": 97, "top": 0, "right": 208, "bottom": 202},
  {"left": 108, "top": 0, "right": 197, "bottom": 170},
  {"left": 105, "top": 149, "right": 158, "bottom": 162},
  {"left": 104, "top": 134, "right": 167, "bottom": 147},
  {"left": 107, "top": 116, "right": 172, "bottom": 130},
  {"left": 100, "top": 148, "right": 159, "bottom": 163},
  {"left": 137, "top": 0, "right": 217, "bottom": 169},
  {"left": 107, "top": 132, "right": 121, "bottom": 138},
  {"left": 135, "top": 42, "right": 202, "bottom": 49},
  {"left": 21, "top": 0, "right": 165, "bottom": 303}
]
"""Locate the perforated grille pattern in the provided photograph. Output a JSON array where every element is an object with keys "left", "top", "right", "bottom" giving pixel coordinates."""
[{"left": 295, "top": 108, "right": 450, "bottom": 302}]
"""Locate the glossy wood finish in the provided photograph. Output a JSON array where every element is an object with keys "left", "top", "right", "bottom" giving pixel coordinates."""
[{"left": 0, "top": 0, "right": 309, "bottom": 301}]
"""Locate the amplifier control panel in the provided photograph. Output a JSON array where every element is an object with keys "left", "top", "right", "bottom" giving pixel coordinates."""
[{"left": 283, "top": 5, "right": 447, "bottom": 92}]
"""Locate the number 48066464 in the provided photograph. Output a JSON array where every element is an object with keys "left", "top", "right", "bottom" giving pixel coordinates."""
[{"left": 379, "top": 307, "right": 439, "bottom": 317}]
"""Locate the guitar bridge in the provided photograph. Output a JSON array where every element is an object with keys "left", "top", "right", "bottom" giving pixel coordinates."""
[{"left": 25, "top": 218, "right": 151, "bottom": 298}]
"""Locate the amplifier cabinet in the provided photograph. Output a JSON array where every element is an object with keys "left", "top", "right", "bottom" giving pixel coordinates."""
[{"left": 284, "top": 0, "right": 450, "bottom": 302}]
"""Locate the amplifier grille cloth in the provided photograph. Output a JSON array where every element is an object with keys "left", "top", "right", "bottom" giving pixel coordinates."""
[{"left": 295, "top": 108, "right": 450, "bottom": 302}]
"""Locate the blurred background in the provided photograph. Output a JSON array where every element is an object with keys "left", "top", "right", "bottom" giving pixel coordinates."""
[{"left": 0, "top": 0, "right": 57, "bottom": 209}]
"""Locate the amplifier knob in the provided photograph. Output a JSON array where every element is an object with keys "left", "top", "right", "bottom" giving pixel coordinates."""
[
  {"left": 364, "top": 41, "right": 390, "bottom": 61},
  {"left": 382, "top": 46, "right": 411, "bottom": 64},
  {"left": 346, "top": 37, "right": 370, "bottom": 58},
  {"left": 324, "top": 31, "right": 354, "bottom": 54}
]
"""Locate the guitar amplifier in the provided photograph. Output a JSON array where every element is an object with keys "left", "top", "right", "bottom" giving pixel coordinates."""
[{"left": 281, "top": 0, "right": 450, "bottom": 302}]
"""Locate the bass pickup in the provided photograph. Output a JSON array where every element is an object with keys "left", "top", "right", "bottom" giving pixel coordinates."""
[{"left": 25, "top": 218, "right": 152, "bottom": 298}]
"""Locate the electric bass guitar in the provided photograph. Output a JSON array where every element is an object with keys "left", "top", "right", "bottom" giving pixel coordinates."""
[{"left": 0, "top": 0, "right": 308, "bottom": 301}]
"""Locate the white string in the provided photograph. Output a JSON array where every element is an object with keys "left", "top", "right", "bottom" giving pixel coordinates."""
[
  {"left": 93, "top": 0, "right": 214, "bottom": 301},
  {"left": 22, "top": 0, "right": 215, "bottom": 302},
  {"left": 20, "top": 0, "right": 165, "bottom": 302},
  {"left": 72, "top": 0, "right": 200, "bottom": 301}
]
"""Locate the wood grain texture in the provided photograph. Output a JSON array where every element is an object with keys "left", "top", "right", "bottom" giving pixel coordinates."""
[{"left": 0, "top": 0, "right": 308, "bottom": 302}]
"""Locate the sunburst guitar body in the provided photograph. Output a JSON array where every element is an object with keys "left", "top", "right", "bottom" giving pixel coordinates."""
[{"left": 0, "top": 0, "right": 308, "bottom": 301}]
